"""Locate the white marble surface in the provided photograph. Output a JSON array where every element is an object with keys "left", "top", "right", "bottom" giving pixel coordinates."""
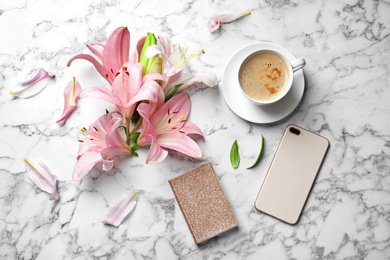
[{"left": 1, "top": 0, "right": 390, "bottom": 259}]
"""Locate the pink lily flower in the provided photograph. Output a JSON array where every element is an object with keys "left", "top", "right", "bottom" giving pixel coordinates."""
[
  {"left": 56, "top": 77, "right": 82, "bottom": 125},
  {"left": 79, "top": 61, "right": 164, "bottom": 119},
  {"left": 137, "top": 89, "right": 205, "bottom": 164},
  {"left": 67, "top": 27, "right": 130, "bottom": 85},
  {"left": 103, "top": 191, "right": 138, "bottom": 227},
  {"left": 24, "top": 158, "right": 59, "bottom": 200},
  {"left": 146, "top": 36, "right": 217, "bottom": 99},
  {"left": 207, "top": 11, "right": 251, "bottom": 32},
  {"left": 73, "top": 112, "right": 131, "bottom": 181},
  {"left": 9, "top": 68, "right": 55, "bottom": 98}
]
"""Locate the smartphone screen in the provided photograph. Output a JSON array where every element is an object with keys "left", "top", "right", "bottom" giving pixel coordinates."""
[{"left": 254, "top": 124, "right": 329, "bottom": 224}]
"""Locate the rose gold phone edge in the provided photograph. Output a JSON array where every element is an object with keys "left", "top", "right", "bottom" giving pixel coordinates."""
[{"left": 254, "top": 124, "right": 330, "bottom": 225}]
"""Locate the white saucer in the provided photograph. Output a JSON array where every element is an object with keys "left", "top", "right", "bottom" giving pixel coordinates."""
[{"left": 221, "top": 42, "right": 305, "bottom": 124}]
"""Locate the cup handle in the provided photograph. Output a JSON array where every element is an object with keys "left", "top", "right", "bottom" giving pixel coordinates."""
[{"left": 291, "top": 58, "right": 306, "bottom": 72}]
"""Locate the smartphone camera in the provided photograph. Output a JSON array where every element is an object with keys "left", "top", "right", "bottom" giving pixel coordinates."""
[{"left": 289, "top": 127, "right": 301, "bottom": 135}]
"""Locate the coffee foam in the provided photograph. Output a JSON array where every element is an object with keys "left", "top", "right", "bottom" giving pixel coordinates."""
[{"left": 239, "top": 52, "right": 290, "bottom": 102}]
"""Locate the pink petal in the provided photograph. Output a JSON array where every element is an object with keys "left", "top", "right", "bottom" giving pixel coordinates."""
[
  {"left": 77, "top": 112, "right": 123, "bottom": 156},
  {"left": 102, "top": 27, "right": 130, "bottom": 76},
  {"left": 158, "top": 36, "right": 174, "bottom": 57},
  {"left": 125, "top": 79, "right": 161, "bottom": 108},
  {"left": 207, "top": 11, "right": 251, "bottom": 32},
  {"left": 207, "top": 15, "right": 224, "bottom": 32},
  {"left": 80, "top": 86, "right": 118, "bottom": 104},
  {"left": 87, "top": 43, "right": 104, "bottom": 60},
  {"left": 125, "top": 62, "right": 143, "bottom": 100},
  {"left": 102, "top": 159, "right": 115, "bottom": 171},
  {"left": 21, "top": 68, "right": 54, "bottom": 86},
  {"left": 73, "top": 150, "right": 103, "bottom": 181},
  {"left": 148, "top": 83, "right": 165, "bottom": 115},
  {"left": 9, "top": 68, "right": 55, "bottom": 98},
  {"left": 142, "top": 72, "right": 166, "bottom": 83},
  {"left": 110, "top": 62, "right": 143, "bottom": 107},
  {"left": 67, "top": 53, "right": 112, "bottom": 84},
  {"left": 158, "top": 132, "right": 203, "bottom": 159},
  {"left": 101, "top": 146, "right": 130, "bottom": 161},
  {"left": 24, "top": 158, "right": 59, "bottom": 200},
  {"left": 150, "top": 92, "right": 191, "bottom": 127},
  {"left": 137, "top": 103, "right": 157, "bottom": 146},
  {"left": 57, "top": 106, "right": 77, "bottom": 126},
  {"left": 104, "top": 126, "right": 131, "bottom": 157},
  {"left": 56, "top": 77, "right": 82, "bottom": 125},
  {"left": 130, "top": 36, "right": 145, "bottom": 62},
  {"left": 103, "top": 191, "right": 138, "bottom": 227},
  {"left": 146, "top": 140, "right": 169, "bottom": 164},
  {"left": 181, "top": 122, "right": 205, "bottom": 141}
]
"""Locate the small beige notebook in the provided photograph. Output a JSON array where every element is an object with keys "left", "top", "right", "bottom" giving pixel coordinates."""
[{"left": 169, "top": 163, "right": 238, "bottom": 244}]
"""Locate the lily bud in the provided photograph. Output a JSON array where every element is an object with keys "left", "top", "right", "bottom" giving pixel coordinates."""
[
  {"left": 139, "top": 32, "right": 160, "bottom": 75},
  {"left": 148, "top": 56, "right": 162, "bottom": 74}
]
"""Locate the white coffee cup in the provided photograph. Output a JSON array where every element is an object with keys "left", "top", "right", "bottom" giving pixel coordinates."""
[{"left": 238, "top": 49, "right": 306, "bottom": 106}]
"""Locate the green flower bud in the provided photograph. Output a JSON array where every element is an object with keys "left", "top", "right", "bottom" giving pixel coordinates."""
[{"left": 140, "top": 32, "right": 160, "bottom": 75}]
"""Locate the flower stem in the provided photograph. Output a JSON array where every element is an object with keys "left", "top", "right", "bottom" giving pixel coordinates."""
[
  {"left": 125, "top": 117, "right": 143, "bottom": 145},
  {"left": 125, "top": 118, "right": 131, "bottom": 144},
  {"left": 131, "top": 118, "right": 142, "bottom": 135}
]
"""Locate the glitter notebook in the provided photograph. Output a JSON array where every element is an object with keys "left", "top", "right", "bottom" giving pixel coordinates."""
[{"left": 169, "top": 163, "right": 238, "bottom": 244}]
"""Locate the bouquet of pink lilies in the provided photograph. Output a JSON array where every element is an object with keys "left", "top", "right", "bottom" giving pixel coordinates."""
[{"left": 58, "top": 27, "right": 217, "bottom": 180}]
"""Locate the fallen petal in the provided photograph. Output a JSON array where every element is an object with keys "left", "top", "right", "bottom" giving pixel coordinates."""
[
  {"left": 9, "top": 68, "right": 55, "bottom": 98},
  {"left": 103, "top": 192, "right": 139, "bottom": 227},
  {"left": 24, "top": 158, "right": 59, "bottom": 200},
  {"left": 207, "top": 14, "right": 225, "bottom": 32},
  {"left": 207, "top": 11, "right": 251, "bottom": 32},
  {"left": 56, "top": 77, "right": 82, "bottom": 125}
]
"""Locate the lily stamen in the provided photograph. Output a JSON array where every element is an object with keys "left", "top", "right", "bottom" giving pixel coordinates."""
[{"left": 175, "top": 47, "right": 205, "bottom": 69}]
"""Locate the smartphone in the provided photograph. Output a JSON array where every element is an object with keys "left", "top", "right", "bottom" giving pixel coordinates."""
[{"left": 254, "top": 124, "right": 330, "bottom": 224}]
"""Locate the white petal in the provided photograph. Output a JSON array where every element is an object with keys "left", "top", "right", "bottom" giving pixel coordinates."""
[
  {"left": 24, "top": 158, "right": 59, "bottom": 200},
  {"left": 9, "top": 69, "right": 55, "bottom": 98},
  {"left": 102, "top": 192, "right": 138, "bottom": 227}
]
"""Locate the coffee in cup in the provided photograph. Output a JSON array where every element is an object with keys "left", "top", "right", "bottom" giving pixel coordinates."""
[{"left": 238, "top": 49, "right": 305, "bottom": 105}]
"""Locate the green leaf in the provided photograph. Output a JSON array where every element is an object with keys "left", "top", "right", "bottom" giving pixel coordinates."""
[
  {"left": 165, "top": 84, "right": 183, "bottom": 101},
  {"left": 130, "top": 150, "right": 139, "bottom": 157},
  {"left": 130, "top": 132, "right": 140, "bottom": 142},
  {"left": 247, "top": 135, "right": 264, "bottom": 169},
  {"left": 230, "top": 140, "right": 240, "bottom": 169}
]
